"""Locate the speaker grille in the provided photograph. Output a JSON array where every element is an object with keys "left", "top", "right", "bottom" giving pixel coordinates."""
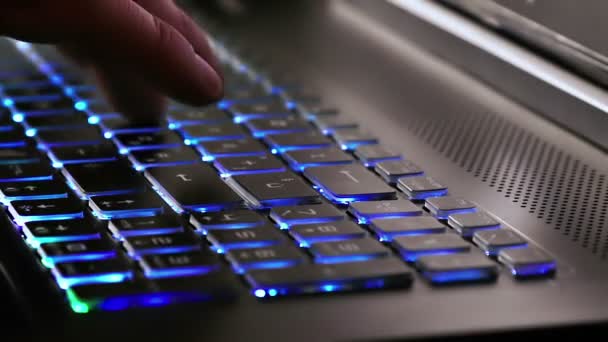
[{"left": 407, "top": 111, "right": 608, "bottom": 258}]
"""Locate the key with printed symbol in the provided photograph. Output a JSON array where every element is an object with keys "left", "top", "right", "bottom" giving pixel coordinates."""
[
  {"left": 425, "top": 197, "right": 477, "bottom": 219},
  {"left": 167, "top": 107, "right": 229, "bottom": 127},
  {"left": 99, "top": 117, "right": 161, "bottom": 138},
  {"left": 416, "top": 252, "right": 498, "bottom": 284},
  {"left": 0, "top": 180, "right": 68, "bottom": 203},
  {"left": 113, "top": 131, "right": 182, "bottom": 152},
  {"left": 226, "top": 246, "right": 305, "bottom": 273},
  {"left": 245, "top": 117, "right": 311, "bottom": 137},
  {"left": 473, "top": 229, "right": 528, "bottom": 256},
  {"left": 348, "top": 200, "right": 423, "bottom": 224},
  {"left": 229, "top": 171, "right": 320, "bottom": 208},
  {"left": 332, "top": 129, "right": 378, "bottom": 150},
  {"left": 310, "top": 237, "right": 391, "bottom": 264},
  {"left": 139, "top": 251, "right": 221, "bottom": 279},
  {"left": 0, "top": 163, "right": 53, "bottom": 182},
  {"left": 51, "top": 258, "right": 133, "bottom": 289},
  {"left": 397, "top": 176, "right": 448, "bottom": 200},
  {"left": 89, "top": 192, "right": 165, "bottom": 220},
  {"left": 145, "top": 164, "right": 243, "bottom": 212},
  {"left": 354, "top": 145, "right": 401, "bottom": 167},
  {"left": 48, "top": 143, "right": 118, "bottom": 167},
  {"left": 289, "top": 221, "right": 368, "bottom": 247},
  {"left": 498, "top": 247, "right": 556, "bottom": 278},
  {"left": 206, "top": 225, "right": 285, "bottom": 252},
  {"left": 13, "top": 96, "right": 74, "bottom": 113},
  {"left": 38, "top": 239, "right": 117, "bottom": 265},
  {"left": 180, "top": 123, "right": 247, "bottom": 144},
  {"left": 213, "top": 155, "right": 286, "bottom": 176},
  {"left": 8, "top": 197, "right": 84, "bottom": 223},
  {"left": 448, "top": 211, "right": 501, "bottom": 237},
  {"left": 369, "top": 216, "right": 447, "bottom": 241},
  {"left": 128, "top": 147, "right": 199, "bottom": 170},
  {"left": 108, "top": 215, "right": 183, "bottom": 238},
  {"left": 123, "top": 233, "right": 201, "bottom": 257},
  {"left": 23, "top": 218, "right": 101, "bottom": 247},
  {"left": 264, "top": 131, "right": 333, "bottom": 153},
  {"left": 269, "top": 204, "right": 345, "bottom": 228},
  {"left": 23, "top": 113, "right": 88, "bottom": 130},
  {"left": 62, "top": 161, "right": 145, "bottom": 198},
  {"left": 229, "top": 99, "right": 292, "bottom": 122},
  {"left": 313, "top": 116, "right": 358, "bottom": 133},
  {"left": 190, "top": 210, "right": 266, "bottom": 234},
  {"left": 197, "top": 138, "right": 267, "bottom": 161},
  {"left": 392, "top": 233, "right": 471, "bottom": 262},
  {"left": 304, "top": 164, "right": 396, "bottom": 204},
  {"left": 375, "top": 160, "right": 424, "bottom": 184},
  {"left": 283, "top": 147, "right": 353, "bottom": 171},
  {"left": 245, "top": 257, "right": 412, "bottom": 297}
]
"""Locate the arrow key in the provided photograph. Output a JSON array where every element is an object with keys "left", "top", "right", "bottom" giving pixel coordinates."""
[
  {"left": 23, "top": 218, "right": 101, "bottom": 247},
  {"left": 0, "top": 180, "right": 69, "bottom": 203},
  {"left": 8, "top": 197, "right": 84, "bottom": 224},
  {"left": 89, "top": 192, "right": 165, "bottom": 220}
]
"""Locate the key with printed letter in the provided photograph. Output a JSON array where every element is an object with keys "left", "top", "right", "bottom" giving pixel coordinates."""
[
  {"left": 139, "top": 251, "right": 221, "bottom": 279},
  {"left": 269, "top": 204, "right": 346, "bottom": 229},
  {"left": 123, "top": 233, "right": 201, "bottom": 257},
  {"left": 228, "top": 171, "right": 320, "bottom": 208},
  {"left": 245, "top": 117, "right": 311, "bottom": 138},
  {"left": 283, "top": 147, "right": 353, "bottom": 171},
  {"left": 226, "top": 246, "right": 305, "bottom": 273},
  {"left": 310, "top": 237, "right": 391, "bottom": 264},
  {"left": 190, "top": 210, "right": 266, "bottom": 234},
  {"left": 113, "top": 131, "right": 182, "bottom": 153},
  {"left": 289, "top": 221, "right": 368, "bottom": 247},
  {"left": 304, "top": 164, "right": 396, "bottom": 204},
  {"left": 206, "top": 225, "right": 285, "bottom": 252}
]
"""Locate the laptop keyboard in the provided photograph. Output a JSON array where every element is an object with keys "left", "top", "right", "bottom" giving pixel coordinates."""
[{"left": 0, "top": 38, "right": 557, "bottom": 313}]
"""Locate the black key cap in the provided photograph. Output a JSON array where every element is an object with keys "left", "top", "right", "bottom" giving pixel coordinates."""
[
  {"left": 297, "top": 103, "right": 339, "bottom": 120},
  {"left": 416, "top": 253, "right": 498, "bottom": 284},
  {"left": 283, "top": 147, "right": 353, "bottom": 171},
  {"left": 224, "top": 84, "right": 269, "bottom": 101},
  {"left": 38, "top": 239, "right": 116, "bottom": 265},
  {"left": 3, "top": 83, "right": 63, "bottom": 97},
  {"left": 229, "top": 99, "right": 292, "bottom": 122},
  {"left": 48, "top": 143, "right": 118, "bottom": 167},
  {"left": 448, "top": 211, "right": 501, "bottom": 237},
  {"left": 151, "top": 270, "right": 238, "bottom": 301},
  {"left": 0, "top": 129, "right": 26, "bottom": 148},
  {"left": 99, "top": 117, "right": 161, "bottom": 138},
  {"left": 229, "top": 171, "right": 320, "bottom": 208},
  {"left": 313, "top": 116, "right": 358, "bottom": 133},
  {"left": 22, "top": 218, "right": 101, "bottom": 247},
  {"left": 113, "top": 131, "right": 182, "bottom": 152},
  {"left": 0, "top": 163, "right": 52, "bottom": 182},
  {"left": 139, "top": 251, "right": 220, "bottom": 279},
  {"left": 0, "top": 180, "right": 68, "bottom": 203},
  {"left": 8, "top": 197, "right": 84, "bottom": 224},
  {"left": 197, "top": 138, "right": 266, "bottom": 161},
  {"left": 376, "top": 160, "right": 424, "bottom": 184},
  {"left": 65, "top": 281, "right": 149, "bottom": 313},
  {"left": 369, "top": 216, "right": 446, "bottom": 241},
  {"left": 332, "top": 129, "right": 378, "bottom": 150},
  {"left": 425, "top": 197, "right": 476, "bottom": 219},
  {"left": 167, "top": 107, "right": 229, "bottom": 127},
  {"left": 0, "top": 147, "right": 40, "bottom": 164},
  {"left": 62, "top": 162, "right": 144, "bottom": 198},
  {"left": 246, "top": 257, "right": 412, "bottom": 297},
  {"left": 123, "top": 233, "right": 200, "bottom": 257},
  {"left": 289, "top": 221, "right": 367, "bottom": 247},
  {"left": 269, "top": 204, "right": 345, "bottom": 228},
  {"left": 348, "top": 200, "right": 423, "bottom": 224},
  {"left": 354, "top": 145, "right": 401, "bottom": 167},
  {"left": 206, "top": 225, "right": 284, "bottom": 252},
  {"left": 213, "top": 155, "right": 286, "bottom": 176},
  {"left": 145, "top": 164, "right": 243, "bottom": 212},
  {"left": 310, "top": 238, "right": 390, "bottom": 264},
  {"left": 498, "top": 247, "right": 556, "bottom": 278},
  {"left": 392, "top": 233, "right": 471, "bottom": 262},
  {"left": 89, "top": 192, "right": 165, "bottom": 220},
  {"left": 245, "top": 117, "right": 311, "bottom": 137},
  {"left": 264, "top": 131, "right": 333, "bottom": 153},
  {"left": 473, "top": 229, "right": 527, "bottom": 256},
  {"left": 13, "top": 97, "right": 74, "bottom": 113},
  {"left": 128, "top": 147, "right": 199, "bottom": 170},
  {"left": 108, "top": 215, "right": 182, "bottom": 238},
  {"left": 226, "top": 246, "right": 304, "bottom": 273},
  {"left": 51, "top": 258, "right": 133, "bottom": 289},
  {"left": 303, "top": 164, "right": 396, "bottom": 204},
  {"left": 190, "top": 210, "right": 265, "bottom": 233},
  {"left": 397, "top": 176, "right": 448, "bottom": 200},
  {"left": 35, "top": 126, "right": 104, "bottom": 148},
  {"left": 23, "top": 113, "right": 88, "bottom": 130},
  {"left": 180, "top": 123, "right": 247, "bottom": 144}
]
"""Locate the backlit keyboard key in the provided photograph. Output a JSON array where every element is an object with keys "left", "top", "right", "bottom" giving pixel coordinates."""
[
  {"left": 51, "top": 258, "right": 132, "bottom": 289},
  {"left": 392, "top": 233, "right": 471, "bottom": 262},
  {"left": 48, "top": 143, "right": 118, "bottom": 167},
  {"left": 151, "top": 270, "right": 238, "bottom": 301},
  {"left": 123, "top": 233, "right": 200, "bottom": 257},
  {"left": 264, "top": 131, "right": 333, "bottom": 153},
  {"left": 180, "top": 123, "right": 247, "bottom": 144},
  {"left": 113, "top": 131, "right": 182, "bottom": 153},
  {"left": 190, "top": 210, "right": 266, "bottom": 233},
  {"left": 13, "top": 96, "right": 74, "bottom": 113},
  {"left": 206, "top": 225, "right": 284, "bottom": 252},
  {"left": 289, "top": 221, "right": 367, "bottom": 247},
  {"left": 354, "top": 145, "right": 401, "bottom": 167},
  {"left": 303, "top": 164, "right": 396, "bottom": 204},
  {"left": 108, "top": 215, "right": 182, "bottom": 238},
  {"left": 425, "top": 197, "right": 476, "bottom": 219},
  {"left": 310, "top": 238, "right": 391, "bottom": 264},
  {"left": 167, "top": 107, "right": 229, "bottom": 127},
  {"left": 331, "top": 129, "right": 378, "bottom": 150},
  {"left": 8, "top": 197, "right": 84, "bottom": 224},
  {"left": 22, "top": 112, "right": 88, "bottom": 133},
  {"left": 245, "top": 117, "right": 311, "bottom": 137},
  {"left": 348, "top": 200, "right": 423, "bottom": 224},
  {"left": 65, "top": 281, "right": 149, "bottom": 313},
  {"left": 229, "top": 171, "right": 320, "bottom": 208},
  {"left": 370, "top": 216, "right": 446, "bottom": 241},
  {"left": 226, "top": 246, "right": 304, "bottom": 273},
  {"left": 473, "top": 229, "right": 527, "bottom": 256},
  {"left": 89, "top": 192, "right": 165, "bottom": 220},
  {"left": 23, "top": 218, "right": 101, "bottom": 247},
  {"left": 35, "top": 126, "right": 104, "bottom": 148},
  {"left": 229, "top": 99, "right": 292, "bottom": 122},
  {"left": 38, "top": 239, "right": 116, "bottom": 265},
  {"left": 313, "top": 115, "right": 358, "bottom": 133},
  {"left": 0, "top": 147, "right": 40, "bottom": 164},
  {"left": 214, "top": 155, "right": 286, "bottom": 176},
  {"left": 62, "top": 162, "right": 145, "bottom": 198},
  {"left": 498, "top": 247, "right": 556, "bottom": 278},
  {"left": 448, "top": 211, "right": 501, "bottom": 237},
  {"left": 99, "top": 117, "right": 161, "bottom": 138},
  {"left": 416, "top": 253, "right": 498, "bottom": 284},
  {"left": 375, "top": 160, "right": 424, "bottom": 184},
  {"left": 269, "top": 204, "right": 345, "bottom": 228},
  {"left": 139, "top": 251, "right": 220, "bottom": 279},
  {"left": 0, "top": 163, "right": 53, "bottom": 182},
  {"left": 397, "top": 176, "right": 447, "bottom": 200},
  {"left": 283, "top": 147, "right": 353, "bottom": 171},
  {"left": 0, "top": 180, "right": 68, "bottom": 203},
  {"left": 128, "top": 147, "right": 199, "bottom": 170},
  {"left": 3, "top": 83, "right": 62, "bottom": 97},
  {"left": 197, "top": 138, "right": 267, "bottom": 162},
  {"left": 0, "top": 129, "right": 26, "bottom": 148},
  {"left": 245, "top": 257, "right": 412, "bottom": 298}
]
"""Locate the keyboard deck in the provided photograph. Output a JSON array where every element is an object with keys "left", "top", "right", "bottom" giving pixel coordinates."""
[{"left": 0, "top": 37, "right": 556, "bottom": 314}]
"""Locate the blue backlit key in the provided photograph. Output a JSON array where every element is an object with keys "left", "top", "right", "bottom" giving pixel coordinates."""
[
  {"left": 139, "top": 251, "right": 220, "bottom": 279},
  {"left": 197, "top": 138, "right": 266, "bottom": 161},
  {"left": 51, "top": 258, "right": 133, "bottom": 289},
  {"left": 62, "top": 162, "right": 145, "bottom": 198},
  {"left": 113, "top": 131, "right": 182, "bottom": 153},
  {"left": 22, "top": 112, "right": 88, "bottom": 135},
  {"left": 348, "top": 200, "right": 423, "bottom": 224},
  {"left": 214, "top": 155, "right": 286, "bottom": 176},
  {"left": 35, "top": 126, "right": 104, "bottom": 148},
  {"left": 448, "top": 211, "right": 501, "bottom": 237},
  {"left": 354, "top": 145, "right": 401, "bottom": 167},
  {"left": 48, "top": 143, "right": 118, "bottom": 168},
  {"left": 283, "top": 147, "right": 353, "bottom": 171},
  {"left": 303, "top": 164, "right": 396, "bottom": 204},
  {"left": 2, "top": 83, "right": 62, "bottom": 98},
  {"left": 38, "top": 238, "right": 116, "bottom": 266},
  {"left": 425, "top": 197, "right": 476, "bottom": 219},
  {"left": 190, "top": 210, "right": 266, "bottom": 234},
  {"left": 8, "top": 197, "right": 84, "bottom": 224},
  {"left": 99, "top": 117, "right": 161, "bottom": 138},
  {"left": 166, "top": 107, "right": 229, "bottom": 128},
  {"left": 123, "top": 233, "right": 200, "bottom": 257},
  {"left": 246, "top": 257, "right": 412, "bottom": 298},
  {"left": 13, "top": 96, "right": 74, "bottom": 115},
  {"left": 416, "top": 252, "right": 498, "bottom": 284},
  {"left": 264, "top": 131, "right": 333, "bottom": 153},
  {"left": 89, "top": 192, "right": 165, "bottom": 220},
  {"left": 370, "top": 216, "right": 446, "bottom": 241},
  {"left": 0, "top": 180, "right": 68, "bottom": 203},
  {"left": 245, "top": 117, "right": 311, "bottom": 138},
  {"left": 108, "top": 215, "right": 183, "bottom": 238},
  {"left": 375, "top": 160, "right": 424, "bottom": 184},
  {"left": 0, "top": 163, "right": 52, "bottom": 182},
  {"left": 269, "top": 204, "right": 345, "bottom": 229},
  {"left": 0, "top": 129, "right": 26, "bottom": 148},
  {"left": 397, "top": 176, "right": 447, "bottom": 200},
  {"left": 310, "top": 237, "right": 391, "bottom": 264},
  {"left": 473, "top": 229, "right": 527, "bottom": 256},
  {"left": 23, "top": 218, "right": 101, "bottom": 248},
  {"left": 228, "top": 99, "right": 292, "bottom": 122},
  {"left": 296, "top": 102, "right": 338, "bottom": 120},
  {"left": 226, "top": 246, "right": 304, "bottom": 273},
  {"left": 313, "top": 115, "right": 358, "bottom": 134},
  {"left": 128, "top": 147, "right": 199, "bottom": 170},
  {"left": 206, "top": 225, "right": 284, "bottom": 252},
  {"left": 180, "top": 123, "right": 247, "bottom": 144},
  {"left": 498, "top": 247, "right": 556, "bottom": 278},
  {"left": 0, "top": 147, "right": 40, "bottom": 164},
  {"left": 228, "top": 171, "right": 320, "bottom": 208},
  {"left": 392, "top": 233, "right": 471, "bottom": 262},
  {"left": 331, "top": 129, "right": 378, "bottom": 151},
  {"left": 289, "top": 221, "right": 367, "bottom": 247}
]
